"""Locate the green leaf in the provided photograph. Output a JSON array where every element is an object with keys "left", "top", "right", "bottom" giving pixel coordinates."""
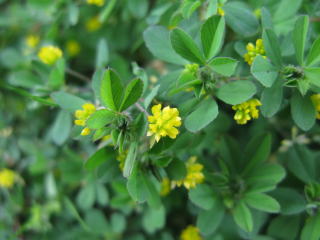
[
  {"left": 209, "top": 57, "right": 238, "bottom": 77},
  {"left": 127, "top": 166, "right": 147, "bottom": 203},
  {"left": 51, "top": 91, "right": 86, "bottom": 112},
  {"left": 306, "top": 37, "right": 320, "bottom": 66},
  {"left": 304, "top": 67, "right": 320, "bottom": 87},
  {"left": 181, "top": 0, "right": 201, "bottom": 18},
  {"left": 165, "top": 158, "right": 187, "bottom": 181},
  {"left": 85, "top": 209, "right": 110, "bottom": 234},
  {"left": 251, "top": 56, "right": 278, "bottom": 87},
  {"left": 243, "top": 133, "right": 272, "bottom": 176},
  {"left": 188, "top": 184, "right": 215, "bottom": 210},
  {"left": 86, "top": 109, "right": 116, "bottom": 129},
  {"left": 293, "top": 15, "right": 309, "bottom": 66},
  {"left": 185, "top": 98, "right": 219, "bottom": 132},
  {"left": 49, "top": 58, "right": 65, "bottom": 89},
  {"left": 216, "top": 80, "right": 256, "bottom": 105},
  {"left": 201, "top": 16, "right": 225, "bottom": 60},
  {"left": 301, "top": 214, "right": 320, "bottom": 240},
  {"left": 76, "top": 183, "right": 95, "bottom": 210},
  {"left": 142, "top": 206, "right": 165, "bottom": 234},
  {"left": 245, "top": 193, "right": 280, "bottom": 213},
  {"left": 245, "top": 163, "right": 286, "bottom": 193},
  {"left": 128, "top": 0, "right": 148, "bottom": 18},
  {"left": 51, "top": 110, "right": 71, "bottom": 145},
  {"left": 197, "top": 199, "right": 224, "bottom": 235},
  {"left": 141, "top": 172, "right": 162, "bottom": 209},
  {"left": 261, "top": 79, "right": 283, "bottom": 117},
  {"left": 144, "top": 85, "right": 160, "bottom": 109},
  {"left": 120, "top": 78, "right": 143, "bottom": 111},
  {"left": 233, "top": 201, "right": 253, "bottom": 232},
  {"left": 170, "top": 28, "right": 205, "bottom": 64},
  {"left": 123, "top": 142, "right": 138, "bottom": 178},
  {"left": 96, "top": 184, "right": 109, "bottom": 206},
  {"left": 287, "top": 145, "right": 316, "bottom": 183},
  {"left": 64, "top": 197, "right": 90, "bottom": 231},
  {"left": 224, "top": 2, "right": 259, "bottom": 37},
  {"left": 262, "top": 29, "right": 282, "bottom": 67},
  {"left": 291, "top": 91, "right": 316, "bottom": 131},
  {"left": 100, "top": 69, "right": 124, "bottom": 111},
  {"left": 261, "top": 7, "right": 273, "bottom": 29},
  {"left": 84, "top": 147, "right": 116, "bottom": 171},
  {"left": 95, "top": 38, "right": 109, "bottom": 69},
  {"left": 273, "top": 0, "right": 303, "bottom": 23},
  {"left": 268, "top": 215, "right": 301, "bottom": 240},
  {"left": 143, "top": 26, "right": 187, "bottom": 65}
]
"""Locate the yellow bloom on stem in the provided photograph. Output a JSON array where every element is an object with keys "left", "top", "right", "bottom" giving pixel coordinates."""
[
  {"left": 217, "top": 4, "right": 225, "bottom": 16},
  {"left": 87, "top": 0, "right": 105, "bottom": 6},
  {"left": 66, "top": 40, "right": 81, "bottom": 57},
  {"left": 160, "top": 177, "right": 171, "bottom": 196},
  {"left": 147, "top": 104, "right": 182, "bottom": 143},
  {"left": 311, "top": 94, "right": 320, "bottom": 119},
  {"left": 173, "top": 157, "right": 204, "bottom": 190},
  {"left": 180, "top": 225, "right": 202, "bottom": 240},
  {"left": 38, "top": 46, "right": 62, "bottom": 65},
  {"left": 85, "top": 16, "right": 102, "bottom": 32},
  {"left": 74, "top": 103, "right": 96, "bottom": 136},
  {"left": 232, "top": 98, "right": 262, "bottom": 125},
  {"left": 243, "top": 39, "right": 266, "bottom": 65},
  {"left": 26, "top": 34, "right": 40, "bottom": 48},
  {"left": 0, "top": 168, "right": 16, "bottom": 188}
]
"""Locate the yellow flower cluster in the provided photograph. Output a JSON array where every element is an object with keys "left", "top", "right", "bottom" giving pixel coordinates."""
[
  {"left": 38, "top": 46, "right": 63, "bottom": 65},
  {"left": 180, "top": 225, "right": 202, "bottom": 240},
  {"left": 0, "top": 168, "right": 16, "bottom": 188},
  {"left": 25, "top": 34, "right": 40, "bottom": 48},
  {"left": 85, "top": 16, "right": 102, "bottom": 32},
  {"left": 66, "top": 40, "right": 81, "bottom": 57},
  {"left": 74, "top": 103, "right": 96, "bottom": 136},
  {"left": 232, "top": 99, "right": 262, "bottom": 125},
  {"left": 311, "top": 94, "right": 320, "bottom": 119},
  {"left": 243, "top": 39, "right": 266, "bottom": 65},
  {"left": 173, "top": 157, "right": 204, "bottom": 189},
  {"left": 87, "top": 0, "right": 105, "bottom": 6},
  {"left": 185, "top": 63, "right": 199, "bottom": 75},
  {"left": 147, "top": 104, "right": 182, "bottom": 143}
]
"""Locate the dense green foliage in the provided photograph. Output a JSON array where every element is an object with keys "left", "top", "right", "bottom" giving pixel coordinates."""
[{"left": 1, "top": 0, "right": 320, "bottom": 239}]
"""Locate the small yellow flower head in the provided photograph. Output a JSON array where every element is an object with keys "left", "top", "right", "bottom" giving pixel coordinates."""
[
  {"left": 160, "top": 177, "right": 171, "bottom": 196},
  {"left": 311, "top": 94, "right": 320, "bottom": 119},
  {"left": 147, "top": 104, "right": 182, "bottom": 142},
  {"left": 254, "top": 8, "right": 262, "bottom": 18},
  {"left": 74, "top": 103, "right": 96, "bottom": 136},
  {"left": 243, "top": 39, "right": 266, "bottom": 65},
  {"left": 25, "top": 34, "right": 40, "bottom": 48},
  {"left": 185, "top": 63, "right": 199, "bottom": 76},
  {"left": 87, "top": 0, "right": 105, "bottom": 6},
  {"left": 180, "top": 225, "right": 202, "bottom": 240},
  {"left": 173, "top": 157, "right": 205, "bottom": 190},
  {"left": 66, "top": 40, "right": 81, "bottom": 57},
  {"left": 85, "top": 16, "right": 102, "bottom": 32},
  {"left": 232, "top": 98, "right": 262, "bottom": 125},
  {"left": 38, "top": 46, "right": 63, "bottom": 65},
  {"left": 0, "top": 168, "right": 16, "bottom": 188}
]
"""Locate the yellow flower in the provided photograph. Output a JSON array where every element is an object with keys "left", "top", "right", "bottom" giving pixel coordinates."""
[
  {"left": 0, "top": 168, "right": 16, "bottom": 188},
  {"left": 254, "top": 8, "right": 262, "bottom": 18},
  {"left": 87, "top": 0, "right": 105, "bottom": 6},
  {"left": 180, "top": 225, "right": 202, "bottom": 240},
  {"left": 38, "top": 46, "right": 63, "bottom": 65},
  {"left": 66, "top": 40, "right": 81, "bottom": 57},
  {"left": 243, "top": 39, "right": 266, "bottom": 65},
  {"left": 160, "top": 177, "right": 171, "bottom": 196},
  {"left": 311, "top": 94, "right": 320, "bottom": 119},
  {"left": 173, "top": 157, "right": 204, "bottom": 190},
  {"left": 85, "top": 16, "right": 102, "bottom": 32},
  {"left": 25, "top": 34, "right": 40, "bottom": 48},
  {"left": 74, "top": 103, "right": 96, "bottom": 136},
  {"left": 147, "top": 104, "right": 182, "bottom": 142},
  {"left": 232, "top": 98, "right": 262, "bottom": 125},
  {"left": 185, "top": 63, "right": 199, "bottom": 76},
  {"left": 217, "top": 4, "right": 225, "bottom": 16}
]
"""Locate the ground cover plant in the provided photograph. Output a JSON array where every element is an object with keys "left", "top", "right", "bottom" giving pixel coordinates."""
[{"left": 1, "top": 0, "right": 320, "bottom": 239}]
